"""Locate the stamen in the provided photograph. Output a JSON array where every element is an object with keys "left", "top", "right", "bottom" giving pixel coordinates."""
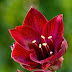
[
  {"left": 32, "top": 40, "right": 39, "bottom": 48},
  {"left": 39, "top": 44, "right": 42, "bottom": 48},
  {"left": 32, "top": 40, "right": 36, "bottom": 43},
  {"left": 39, "top": 44, "right": 44, "bottom": 58},
  {"left": 48, "top": 36, "right": 52, "bottom": 39},
  {"left": 48, "top": 36, "right": 53, "bottom": 43},
  {"left": 42, "top": 43, "right": 47, "bottom": 46},
  {"left": 42, "top": 42, "right": 51, "bottom": 55},
  {"left": 42, "top": 43, "right": 49, "bottom": 54},
  {"left": 41, "top": 35, "right": 45, "bottom": 39},
  {"left": 50, "top": 51, "right": 53, "bottom": 55}
]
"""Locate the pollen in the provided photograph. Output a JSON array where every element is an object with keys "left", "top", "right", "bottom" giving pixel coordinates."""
[
  {"left": 42, "top": 43, "right": 47, "bottom": 46},
  {"left": 41, "top": 35, "right": 45, "bottom": 39},
  {"left": 48, "top": 36, "right": 52, "bottom": 39},
  {"left": 39, "top": 44, "right": 42, "bottom": 48},
  {"left": 32, "top": 40, "right": 36, "bottom": 43},
  {"left": 50, "top": 51, "right": 53, "bottom": 55}
]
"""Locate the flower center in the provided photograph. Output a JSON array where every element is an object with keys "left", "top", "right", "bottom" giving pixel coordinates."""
[{"left": 32, "top": 35, "right": 53, "bottom": 60}]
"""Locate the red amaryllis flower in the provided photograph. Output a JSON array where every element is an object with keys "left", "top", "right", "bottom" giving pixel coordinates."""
[{"left": 9, "top": 6, "right": 68, "bottom": 72}]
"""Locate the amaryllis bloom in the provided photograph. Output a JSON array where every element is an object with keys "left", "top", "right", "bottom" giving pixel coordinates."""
[{"left": 9, "top": 6, "right": 68, "bottom": 72}]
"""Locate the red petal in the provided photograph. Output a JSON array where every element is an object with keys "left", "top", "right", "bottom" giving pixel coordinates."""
[
  {"left": 23, "top": 6, "right": 48, "bottom": 33},
  {"left": 11, "top": 42, "right": 37, "bottom": 65},
  {"left": 30, "top": 52, "right": 42, "bottom": 64},
  {"left": 42, "top": 63, "right": 50, "bottom": 70},
  {"left": 21, "top": 64, "right": 33, "bottom": 71},
  {"left": 28, "top": 43, "right": 43, "bottom": 60},
  {"left": 9, "top": 26, "right": 40, "bottom": 50},
  {"left": 21, "top": 63, "right": 41, "bottom": 71},
  {"left": 42, "top": 14, "right": 64, "bottom": 53},
  {"left": 50, "top": 57, "right": 64, "bottom": 70}
]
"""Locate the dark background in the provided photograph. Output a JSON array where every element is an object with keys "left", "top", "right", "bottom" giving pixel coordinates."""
[{"left": 0, "top": 0, "right": 72, "bottom": 72}]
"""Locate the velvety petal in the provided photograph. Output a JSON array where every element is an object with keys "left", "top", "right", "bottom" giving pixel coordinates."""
[
  {"left": 42, "top": 14, "right": 64, "bottom": 53},
  {"left": 30, "top": 51, "right": 42, "bottom": 64},
  {"left": 11, "top": 42, "right": 38, "bottom": 65},
  {"left": 9, "top": 26, "right": 40, "bottom": 50},
  {"left": 42, "top": 63, "right": 50, "bottom": 70},
  {"left": 49, "top": 57, "right": 64, "bottom": 71},
  {"left": 21, "top": 64, "right": 33, "bottom": 71},
  {"left": 21, "top": 63, "right": 41, "bottom": 71},
  {"left": 29, "top": 44, "right": 43, "bottom": 60},
  {"left": 23, "top": 6, "right": 48, "bottom": 33}
]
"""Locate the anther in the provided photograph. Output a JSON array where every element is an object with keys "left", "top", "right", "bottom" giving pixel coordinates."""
[
  {"left": 32, "top": 40, "right": 39, "bottom": 47},
  {"left": 48, "top": 36, "right": 52, "bottom": 39},
  {"left": 39, "top": 44, "right": 44, "bottom": 58},
  {"left": 42, "top": 43, "right": 47, "bottom": 46},
  {"left": 48, "top": 36, "right": 53, "bottom": 43},
  {"left": 32, "top": 40, "right": 36, "bottom": 43},
  {"left": 43, "top": 43, "right": 49, "bottom": 54},
  {"left": 39, "top": 44, "right": 42, "bottom": 48},
  {"left": 50, "top": 51, "right": 53, "bottom": 55},
  {"left": 41, "top": 35, "right": 45, "bottom": 39}
]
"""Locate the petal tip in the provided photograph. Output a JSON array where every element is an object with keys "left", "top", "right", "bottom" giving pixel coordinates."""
[
  {"left": 9, "top": 29, "right": 14, "bottom": 34},
  {"left": 56, "top": 14, "right": 63, "bottom": 21},
  {"left": 30, "top": 6, "right": 34, "bottom": 10},
  {"left": 8, "top": 29, "right": 10, "bottom": 31},
  {"left": 30, "top": 6, "right": 34, "bottom": 9},
  {"left": 60, "top": 14, "right": 63, "bottom": 17},
  {"left": 58, "top": 14, "right": 63, "bottom": 18},
  {"left": 9, "top": 29, "right": 12, "bottom": 34}
]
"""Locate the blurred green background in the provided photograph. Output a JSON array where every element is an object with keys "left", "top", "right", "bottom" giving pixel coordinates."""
[{"left": 0, "top": 0, "right": 72, "bottom": 72}]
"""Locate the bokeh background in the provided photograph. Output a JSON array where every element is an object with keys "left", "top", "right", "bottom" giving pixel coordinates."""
[{"left": 0, "top": 0, "right": 72, "bottom": 72}]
